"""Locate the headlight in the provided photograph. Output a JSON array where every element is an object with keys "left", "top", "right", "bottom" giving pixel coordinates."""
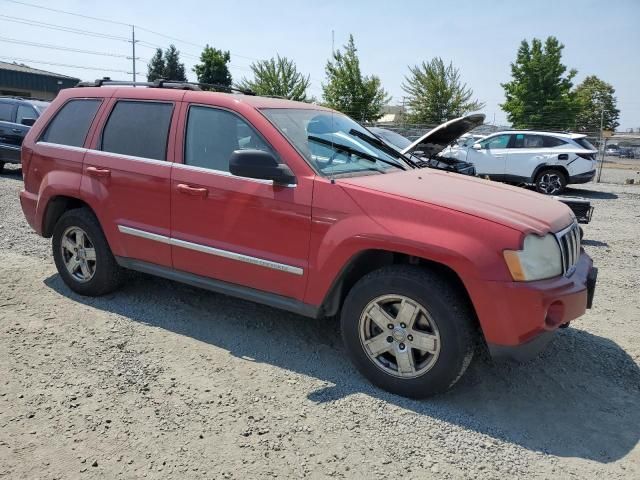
[{"left": 503, "top": 234, "right": 562, "bottom": 281}]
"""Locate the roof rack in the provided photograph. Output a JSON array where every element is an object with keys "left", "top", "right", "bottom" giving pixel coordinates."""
[{"left": 76, "top": 77, "right": 255, "bottom": 95}]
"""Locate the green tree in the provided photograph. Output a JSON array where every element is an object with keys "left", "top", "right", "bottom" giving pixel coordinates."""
[
  {"left": 401, "top": 58, "right": 484, "bottom": 124},
  {"left": 322, "top": 34, "right": 389, "bottom": 122},
  {"left": 236, "top": 55, "right": 310, "bottom": 101},
  {"left": 501, "top": 36, "right": 577, "bottom": 129},
  {"left": 163, "top": 44, "right": 187, "bottom": 81},
  {"left": 193, "top": 45, "right": 232, "bottom": 90},
  {"left": 574, "top": 75, "right": 620, "bottom": 132},
  {"left": 146, "top": 48, "right": 165, "bottom": 82}
]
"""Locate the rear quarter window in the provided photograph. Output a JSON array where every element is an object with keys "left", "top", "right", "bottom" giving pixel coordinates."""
[
  {"left": 101, "top": 101, "right": 173, "bottom": 161},
  {"left": 40, "top": 99, "right": 102, "bottom": 147}
]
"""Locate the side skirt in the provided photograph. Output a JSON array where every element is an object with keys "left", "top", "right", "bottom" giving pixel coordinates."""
[{"left": 115, "top": 256, "right": 321, "bottom": 319}]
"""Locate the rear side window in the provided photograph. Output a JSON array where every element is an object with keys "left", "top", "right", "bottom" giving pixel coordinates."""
[
  {"left": 511, "top": 134, "right": 567, "bottom": 148},
  {"left": 0, "top": 102, "right": 14, "bottom": 122},
  {"left": 40, "top": 99, "right": 101, "bottom": 147},
  {"left": 184, "top": 106, "right": 273, "bottom": 172},
  {"left": 101, "top": 101, "right": 173, "bottom": 161}
]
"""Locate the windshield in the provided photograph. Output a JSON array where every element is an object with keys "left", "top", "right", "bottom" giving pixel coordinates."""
[
  {"left": 261, "top": 108, "right": 407, "bottom": 177},
  {"left": 369, "top": 127, "right": 412, "bottom": 150}
]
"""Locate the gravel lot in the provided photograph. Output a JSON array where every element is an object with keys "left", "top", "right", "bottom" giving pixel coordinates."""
[{"left": 1, "top": 164, "right": 639, "bottom": 479}]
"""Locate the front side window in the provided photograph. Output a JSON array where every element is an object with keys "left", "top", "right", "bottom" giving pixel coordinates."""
[
  {"left": 184, "top": 106, "right": 273, "bottom": 172},
  {"left": 16, "top": 105, "right": 36, "bottom": 124},
  {"left": 262, "top": 108, "right": 406, "bottom": 177},
  {"left": 101, "top": 101, "right": 173, "bottom": 161},
  {"left": 480, "top": 134, "right": 511, "bottom": 149},
  {"left": 40, "top": 99, "right": 101, "bottom": 147}
]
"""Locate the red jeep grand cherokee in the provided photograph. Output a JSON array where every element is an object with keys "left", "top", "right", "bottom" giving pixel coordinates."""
[{"left": 19, "top": 80, "right": 597, "bottom": 398}]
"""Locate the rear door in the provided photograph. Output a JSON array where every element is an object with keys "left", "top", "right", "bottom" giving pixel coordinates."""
[
  {"left": 82, "top": 98, "right": 178, "bottom": 267},
  {"left": 466, "top": 134, "right": 511, "bottom": 177},
  {"left": 506, "top": 134, "right": 563, "bottom": 180},
  {"left": 170, "top": 103, "right": 312, "bottom": 299},
  {"left": 0, "top": 100, "right": 20, "bottom": 162}
]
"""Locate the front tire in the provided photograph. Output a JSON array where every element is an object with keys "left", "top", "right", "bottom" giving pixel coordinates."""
[
  {"left": 52, "top": 208, "right": 123, "bottom": 296},
  {"left": 341, "top": 265, "right": 476, "bottom": 398},
  {"left": 535, "top": 169, "right": 567, "bottom": 195}
]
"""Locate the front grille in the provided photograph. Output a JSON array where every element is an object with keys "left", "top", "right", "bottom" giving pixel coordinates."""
[{"left": 556, "top": 222, "right": 581, "bottom": 275}]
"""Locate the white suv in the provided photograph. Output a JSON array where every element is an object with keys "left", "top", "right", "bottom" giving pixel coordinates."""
[{"left": 449, "top": 131, "right": 598, "bottom": 194}]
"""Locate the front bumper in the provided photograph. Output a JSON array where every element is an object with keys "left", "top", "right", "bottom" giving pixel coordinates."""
[
  {"left": 569, "top": 169, "right": 596, "bottom": 184},
  {"left": 475, "top": 252, "right": 596, "bottom": 361}
]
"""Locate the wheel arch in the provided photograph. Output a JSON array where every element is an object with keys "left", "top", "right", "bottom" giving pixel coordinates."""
[
  {"left": 41, "top": 195, "right": 94, "bottom": 238},
  {"left": 319, "top": 248, "right": 478, "bottom": 325},
  {"left": 532, "top": 163, "right": 569, "bottom": 183}
]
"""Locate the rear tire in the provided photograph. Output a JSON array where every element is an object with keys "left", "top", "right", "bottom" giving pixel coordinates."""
[
  {"left": 535, "top": 168, "right": 567, "bottom": 195},
  {"left": 52, "top": 208, "right": 123, "bottom": 296},
  {"left": 340, "top": 265, "right": 476, "bottom": 398}
]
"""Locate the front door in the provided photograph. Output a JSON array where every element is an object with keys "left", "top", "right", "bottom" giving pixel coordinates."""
[
  {"left": 170, "top": 104, "right": 312, "bottom": 299},
  {"left": 466, "top": 134, "right": 511, "bottom": 178}
]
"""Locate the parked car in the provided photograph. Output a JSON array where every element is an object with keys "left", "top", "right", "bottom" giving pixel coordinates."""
[
  {"left": 450, "top": 131, "right": 598, "bottom": 195},
  {"left": 605, "top": 145, "right": 620, "bottom": 156},
  {"left": 372, "top": 120, "right": 594, "bottom": 224},
  {"left": 369, "top": 120, "right": 479, "bottom": 176},
  {"left": 19, "top": 80, "right": 597, "bottom": 398},
  {"left": 618, "top": 146, "right": 635, "bottom": 159},
  {"left": 0, "top": 97, "right": 50, "bottom": 172}
]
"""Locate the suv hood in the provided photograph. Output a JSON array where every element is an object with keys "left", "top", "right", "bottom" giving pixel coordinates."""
[
  {"left": 339, "top": 168, "right": 574, "bottom": 234},
  {"left": 401, "top": 113, "right": 486, "bottom": 157}
]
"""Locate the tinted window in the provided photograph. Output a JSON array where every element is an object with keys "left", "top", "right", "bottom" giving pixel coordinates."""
[
  {"left": 511, "top": 134, "right": 567, "bottom": 148},
  {"left": 0, "top": 102, "right": 13, "bottom": 122},
  {"left": 16, "top": 105, "right": 36, "bottom": 124},
  {"left": 101, "top": 101, "right": 173, "bottom": 160},
  {"left": 40, "top": 99, "right": 101, "bottom": 147},
  {"left": 185, "top": 106, "right": 273, "bottom": 172},
  {"left": 481, "top": 134, "right": 510, "bottom": 149},
  {"left": 574, "top": 137, "right": 596, "bottom": 150}
]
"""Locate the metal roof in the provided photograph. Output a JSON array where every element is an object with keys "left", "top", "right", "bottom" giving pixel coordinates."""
[{"left": 0, "top": 61, "right": 79, "bottom": 80}]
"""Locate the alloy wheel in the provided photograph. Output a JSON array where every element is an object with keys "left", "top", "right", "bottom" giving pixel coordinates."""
[
  {"left": 358, "top": 294, "right": 441, "bottom": 379},
  {"left": 538, "top": 173, "right": 563, "bottom": 195},
  {"left": 60, "top": 226, "right": 97, "bottom": 282}
]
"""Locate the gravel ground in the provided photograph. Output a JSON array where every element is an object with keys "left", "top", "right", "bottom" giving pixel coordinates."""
[{"left": 1, "top": 164, "right": 639, "bottom": 479}]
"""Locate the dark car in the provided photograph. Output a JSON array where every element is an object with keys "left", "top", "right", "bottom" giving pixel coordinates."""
[
  {"left": 0, "top": 97, "right": 50, "bottom": 172},
  {"left": 618, "top": 147, "right": 635, "bottom": 159},
  {"left": 369, "top": 121, "right": 479, "bottom": 176}
]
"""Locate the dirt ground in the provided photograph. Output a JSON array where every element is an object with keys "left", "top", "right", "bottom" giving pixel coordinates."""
[{"left": 1, "top": 164, "right": 639, "bottom": 479}]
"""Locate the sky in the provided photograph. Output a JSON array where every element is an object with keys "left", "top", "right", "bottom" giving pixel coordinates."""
[{"left": 1, "top": 0, "right": 639, "bottom": 129}]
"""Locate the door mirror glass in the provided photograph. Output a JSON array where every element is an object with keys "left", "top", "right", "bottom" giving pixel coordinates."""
[
  {"left": 229, "top": 149, "right": 296, "bottom": 186},
  {"left": 20, "top": 117, "right": 36, "bottom": 127}
]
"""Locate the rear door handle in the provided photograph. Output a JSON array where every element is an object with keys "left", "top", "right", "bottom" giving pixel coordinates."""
[
  {"left": 177, "top": 183, "right": 208, "bottom": 197},
  {"left": 11, "top": 128, "right": 22, "bottom": 133},
  {"left": 86, "top": 166, "right": 111, "bottom": 178}
]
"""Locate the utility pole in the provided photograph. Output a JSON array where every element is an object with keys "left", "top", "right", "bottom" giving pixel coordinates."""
[
  {"left": 127, "top": 25, "right": 139, "bottom": 84},
  {"left": 331, "top": 29, "right": 335, "bottom": 55}
]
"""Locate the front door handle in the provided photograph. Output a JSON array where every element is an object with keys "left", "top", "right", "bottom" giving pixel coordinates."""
[
  {"left": 12, "top": 128, "right": 22, "bottom": 133},
  {"left": 86, "top": 166, "right": 111, "bottom": 178},
  {"left": 177, "top": 183, "right": 208, "bottom": 197}
]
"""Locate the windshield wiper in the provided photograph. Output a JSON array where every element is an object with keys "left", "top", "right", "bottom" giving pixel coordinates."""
[
  {"left": 308, "top": 135, "right": 405, "bottom": 171},
  {"left": 350, "top": 129, "right": 418, "bottom": 169}
]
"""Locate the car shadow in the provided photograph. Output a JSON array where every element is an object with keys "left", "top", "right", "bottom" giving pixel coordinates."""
[
  {"left": 43, "top": 272, "right": 640, "bottom": 463},
  {"left": 563, "top": 187, "right": 618, "bottom": 200}
]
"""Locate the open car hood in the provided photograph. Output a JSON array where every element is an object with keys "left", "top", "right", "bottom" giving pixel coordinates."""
[{"left": 401, "top": 113, "right": 486, "bottom": 157}]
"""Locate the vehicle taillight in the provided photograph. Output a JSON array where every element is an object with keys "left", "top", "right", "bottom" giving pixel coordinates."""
[
  {"left": 577, "top": 153, "right": 595, "bottom": 161},
  {"left": 21, "top": 147, "right": 33, "bottom": 181}
]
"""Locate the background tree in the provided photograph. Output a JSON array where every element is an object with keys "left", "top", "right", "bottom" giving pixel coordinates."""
[
  {"left": 163, "top": 44, "right": 187, "bottom": 81},
  {"left": 574, "top": 75, "right": 620, "bottom": 132},
  {"left": 193, "top": 45, "right": 232, "bottom": 90},
  {"left": 501, "top": 36, "right": 577, "bottom": 130},
  {"left": 402, "top": 57, "right": 484, "bottom": 124},
  {"left": 322, "top": 34, "right": 389, "bottom": 122},
  {"left": 146, "top": 48, "right": 165, "bottom": 82},
  {"left": 236, "top": 55, "right": 310, "bottom": 101}
]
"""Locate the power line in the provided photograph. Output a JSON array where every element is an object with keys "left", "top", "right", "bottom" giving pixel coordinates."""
[
  {"left": 0, "top": 15, "right": 130, "bottom": 41},
  {"left": 0, "top": 56, "right": 129, "bottom": 73},
  {"left": 0, "top": 35, "right": 130, "bottom": 58},
  {"left": 1, "top": 0, "right": 131, "bottom": 26}
]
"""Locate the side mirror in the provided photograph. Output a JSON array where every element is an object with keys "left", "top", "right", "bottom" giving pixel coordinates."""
[
  {"left": 229, "top": 149, "right": 296, "bottom": 186},
  {"left": 472, "top": 143, "right": 482, "bottom": 150},
  {"left": 21, "top": 118, "right": 36, "bottom": 127}
]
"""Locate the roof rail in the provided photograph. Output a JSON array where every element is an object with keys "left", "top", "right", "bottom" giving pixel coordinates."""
[{"left": 76, "top": 77, "right": 255, "bottom": 95}]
